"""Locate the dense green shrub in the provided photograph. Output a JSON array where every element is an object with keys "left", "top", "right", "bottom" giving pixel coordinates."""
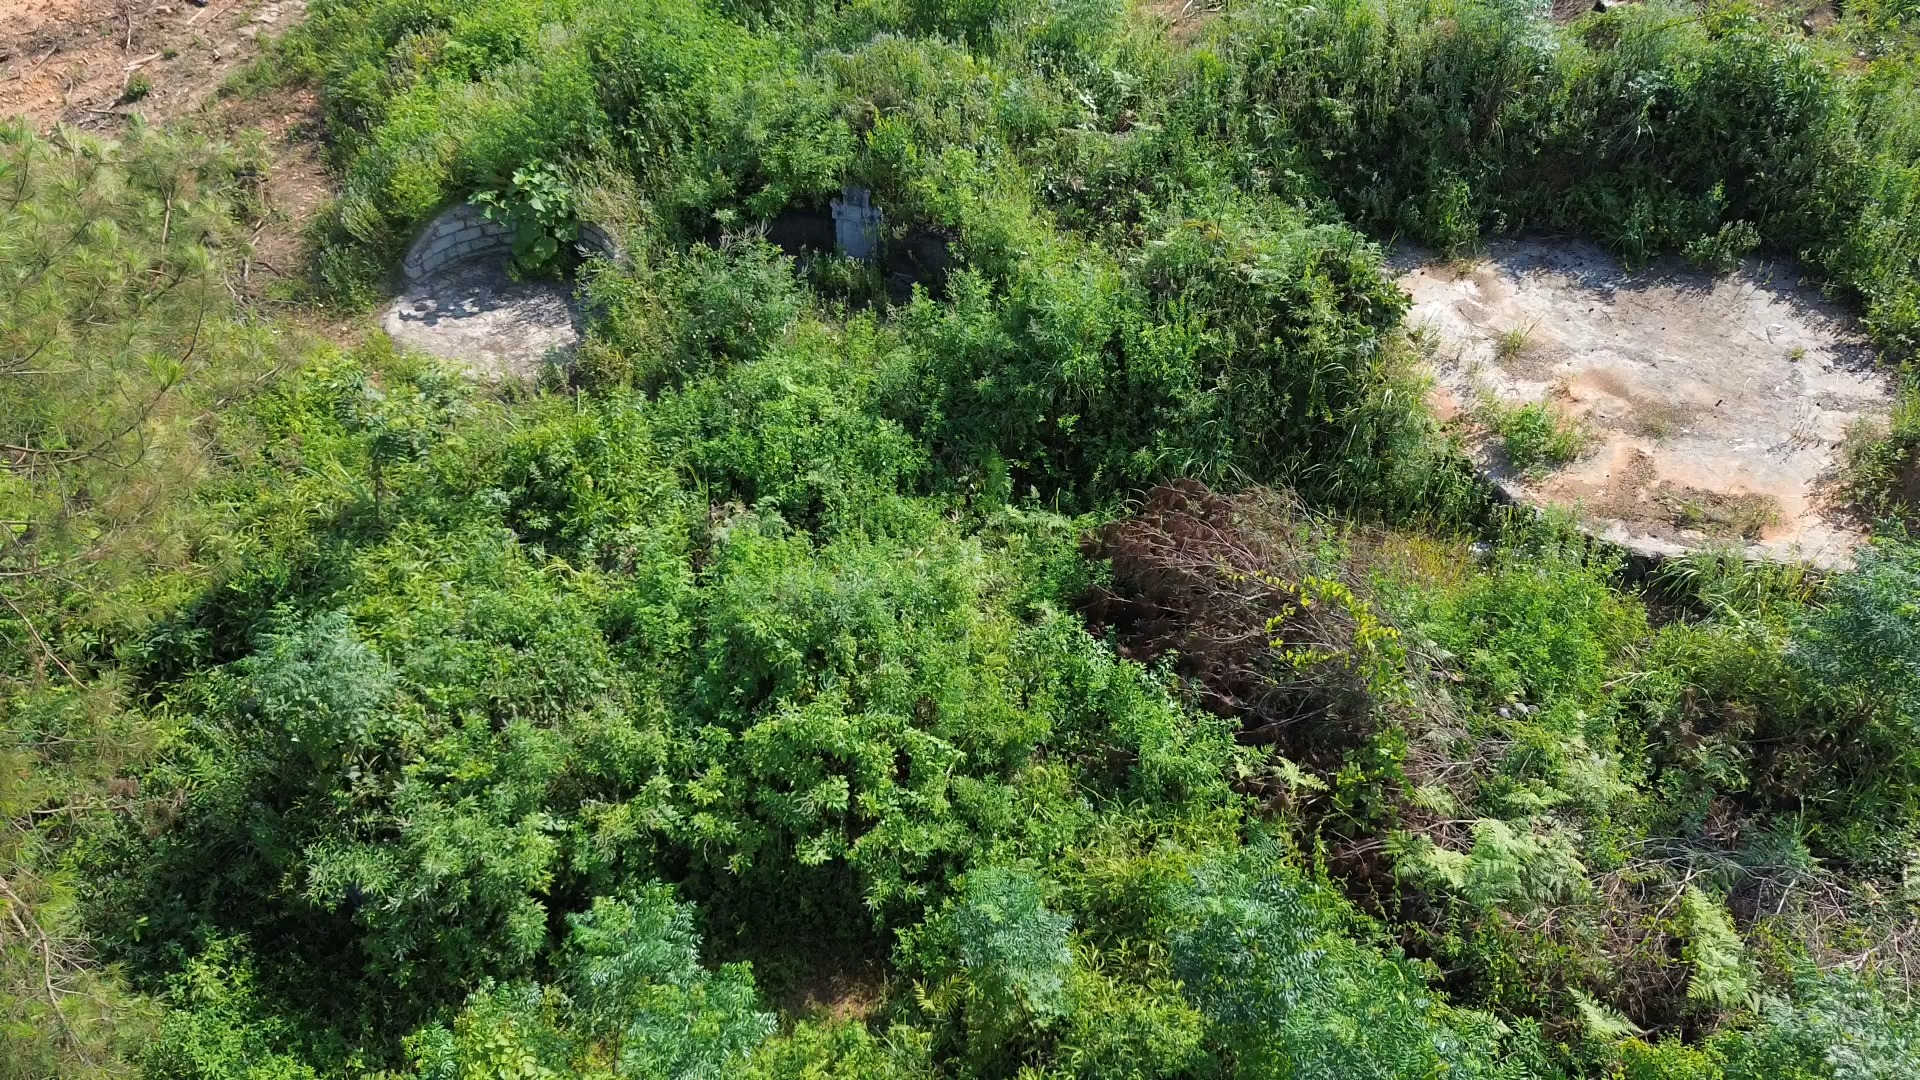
[
  {"left": 890, "top": 187, "right": 1458, "bottom": 511},
  {"left": 10, "top": 0, "right": 1920, "bottom": 1076},
  {"left": 66, "top": 344, "right": 1248, "bottom": 1067},
  {"left": 400, "top": 888, "right": 775, "bottom": 1080},
  {"left": 141, "top": 942, "right": 322, "bottom": 1080},
  {"left": 1485, "top": 401, "right": 1589, "bottom": 476},
  {"left": 1172, "top": 839, "right": 1559, "bottom": 1080},
  {"left": 1783, "top": 540, "right": 1920, "bottom": 865},
  {"left": 587, "top": 239, "right": 812, "bottom": 393},
  {"left": 1400, "top": 530, "right": 1644, "bottom": 714},
  {"left": 297, "top": 0, "right": 851, "bottom": 299},
  {"left": 1618, "top": 969, "right": 1920, "bottom": 1080}
]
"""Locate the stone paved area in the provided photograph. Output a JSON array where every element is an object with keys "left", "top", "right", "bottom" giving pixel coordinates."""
[{"left": 381, "top": 262, "right": 580, "bottom": 381}]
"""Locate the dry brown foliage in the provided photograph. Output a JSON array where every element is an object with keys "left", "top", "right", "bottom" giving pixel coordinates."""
[
  {"left": 1081, "top": 480, "right": 1376, "bottom": 755},
  {"left": 1082, "top": 480, "right": 1920, "bottom": 1036}
]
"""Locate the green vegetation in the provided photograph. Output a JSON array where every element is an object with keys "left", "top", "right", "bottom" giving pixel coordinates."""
[
  {"left": 1495, "top": 324, "right": 1537, "bottom": 361},
  {"left": 472, "top": 163, "right": 581, "bottom": 277},
  {"left": 7, "top": 1, "right": 1920, "bottom": 1078},
  {"left": 1659, "top": 489, "right": 1781, "bottom": 541},
  {"left": 1485, "top": 400, "right": 1590, "bottom": 476}
]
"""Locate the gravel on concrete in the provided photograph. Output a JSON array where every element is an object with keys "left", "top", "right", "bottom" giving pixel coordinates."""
[{"left": 381, "top": 261, "right": 580, "bottom": 381}]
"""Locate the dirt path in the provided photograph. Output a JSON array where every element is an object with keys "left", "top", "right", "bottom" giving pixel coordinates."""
[
  {"left": 4, "top": 0, "right": 331, "bottom": 302},
  {"left": 2, "top": 0, "right": 306, "bottom": 129},
  {"left": 1399, "top": 238, "right": 1890, "bottom": 568}
]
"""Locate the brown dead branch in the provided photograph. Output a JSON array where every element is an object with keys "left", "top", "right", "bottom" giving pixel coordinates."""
[{"left": 1082, "top": 480, "right": 1375, "bottom": 755}]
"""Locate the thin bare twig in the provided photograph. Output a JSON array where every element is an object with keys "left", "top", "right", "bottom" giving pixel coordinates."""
[
  {"left": 0, "top": 590, "right": 80, "bottom": 686},
  {"left": 0, "top": 874, "right": 84, "bottom": 1048}
]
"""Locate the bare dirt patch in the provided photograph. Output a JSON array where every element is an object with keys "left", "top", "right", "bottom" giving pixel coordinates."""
[
  {"left": 1139, "top": 0, "right": 1222, "bottom": 45},
  {"left": 222, "top": 85, "right": 331, "bottom": 296},
  {"left": 774, "top": 955, "right": 889, "bottom": 1023},
  {"left": 2, "top": 0, "right": 304, "bottom": 129},
  {"left": 3, "top": 0, "right": 331, "bottom": 304},
  {"left": 1399, "top": 237, "right": 1891, "bottom": 568}
]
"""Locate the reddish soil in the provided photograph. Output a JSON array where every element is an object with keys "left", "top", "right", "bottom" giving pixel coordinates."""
[
  {"left": 1141, "top": 0, "right": 1223, "bottom": 45},
  {"left": 3, "top": 0, "right": 331, "bottom": 301},
  {"left": 2, "top": 0, "right": 306, "bottom": 128},
  {"left": 223, "top": 84, "right": 332, "bottom": 299}
]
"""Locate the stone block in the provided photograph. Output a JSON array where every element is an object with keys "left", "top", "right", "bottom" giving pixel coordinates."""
[
  {"left": 402, "top": 200, "right": 622, "bottom": 281},
  {"left": 832, "top": 183, "right": 883, "bottom": 263}
]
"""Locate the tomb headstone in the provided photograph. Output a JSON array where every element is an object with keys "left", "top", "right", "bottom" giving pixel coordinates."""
[{"left": 832, "top": 184, "right": 884, "bottom": 263}]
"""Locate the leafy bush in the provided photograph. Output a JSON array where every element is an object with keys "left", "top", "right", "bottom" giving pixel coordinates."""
[
  {"left": 1838, "top": 382, "right": 1920, "bottom": 524},
  {"left": 471, "top": 162, "right": 579, "bottom": 276},
  {"left": 403, "top": 888, "right": 775, "bottom": 1080},
  {"left": 892, "top": 188, "right": 1450, "bottom": 511},
  {"left": 590, "top": 239, "right": 810, "bottom": 392},
  {"left": 298, "top": 0, "right": 851, "bottom": 298},
  {"left": 905, "top": 864, "right": 1076, "bottom": 1062},
  {"left": 1172, "top": 840, "right": 1556, "bottom": 1080},
  {"left": 142, "top": 941, "right": 319, "bottom": 1080},
  {"left": 1619, "top": 969, "right": 1920, "bottom": 1080},
  {"left": 1784, "top": 538, "right": 1920, "bottom": 864},
  {"left": 11, "top": 1, "right": 1920, "bottom": 1077},
  {"left": 1401, "top": 530, "right": 1643, "bottom": 713}
]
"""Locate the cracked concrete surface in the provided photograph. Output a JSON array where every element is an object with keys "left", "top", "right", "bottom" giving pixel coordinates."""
[{"left": 1398, "top": 237, "right": 1893, "bottom": 568}]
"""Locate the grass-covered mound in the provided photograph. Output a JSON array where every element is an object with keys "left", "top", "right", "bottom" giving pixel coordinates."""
[
  {"left": 289, "top": 0, "right": 1920, "bottom": 505},
  {"left": 5, "top": 1, "right": 1920, "bottom": 1078}
]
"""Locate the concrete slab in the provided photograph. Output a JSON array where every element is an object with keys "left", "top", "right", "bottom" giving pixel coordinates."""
[
  {"left": 381, "top": 261, "right": 580, "bottom": 381},
  {"left": 1396, "top": 237, "right": 1892, "bottom": 568}
]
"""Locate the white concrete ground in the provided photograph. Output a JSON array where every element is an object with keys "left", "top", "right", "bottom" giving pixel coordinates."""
[{"left": 1398, "top": 238, "right": 1892, "bottom": 568}]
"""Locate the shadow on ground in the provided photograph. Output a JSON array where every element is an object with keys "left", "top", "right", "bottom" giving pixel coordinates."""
[{"left": 380, "top": 262, "right": 581, "bottom": 381}]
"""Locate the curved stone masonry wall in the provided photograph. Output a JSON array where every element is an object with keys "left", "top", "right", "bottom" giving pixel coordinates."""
[
  {"left": 576, "top": 222, "right": 624, "bottom": 269},
  {"left": 400, "top": 202, "right": 627, "bottom": 283}
]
